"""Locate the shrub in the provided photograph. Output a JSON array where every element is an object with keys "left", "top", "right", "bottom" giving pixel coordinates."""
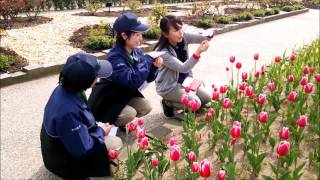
[
  {"left": 0, "top": 54, "right": 15, "bottom": 72},
  {"left": 197, "top": 18, "right": 214, "bottom": 28},
  {"left": 52, "top": 0, "right": 64, "bottom": 10},
  {"left": 88, "top": 21, "right": 112, "bottom": 36},
  {"left": 143, "top": 26, "right": 160, "bottom": 39},
  {"left": 149, "top": 3, "right": 167, "bottom": 26},
  {"left": 281, "top": 5, "right": 295, "bottom": 12},
  {"left": 273, "top": 8, "right": 280, "bottom": 14},
  {"left": 23, "top": 0, "right": 46, "bottom": 19},
  {"left": 0, "top": 0, "right": 26, "bottom": 20},
  {"left": 84, "top": 35, "right": 114, "bottom": 50},
  {"left": 232, "top": 11, "right": 253, "bottom": 22},
  {"left": 265, "top": 9, "right": 275, "bottom": 16},
  {"left": 216, "top": 16, "right": 231, "bottom": 24},
  {"left": 293, "top": 4, "right": 305, "bottom": 10},
  {"left": 85, "top": 0, "right": 103, "bottom": 15},
  {"left": 125, "top": 0, "right": 141, "bottom": 12},
  {"left": 253, "top": 9, "right": 266, "bottom": 17}
]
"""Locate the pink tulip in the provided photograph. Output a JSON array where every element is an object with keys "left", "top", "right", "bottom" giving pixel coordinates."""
[
  {"left": 170, "top": 145, "right": 181, "bottom": 161},
  {"left": 128, "top": 122, "right": 137, "bottom": 132},
  {"left": 138, "top": 137, "right": 149, "bottom": 150},
  {"left": 187, "top": 151, "right": 197, "bottom": 162},
  {"left": 279, "top": 127, "right": 289, "bottom": 139},
  {"left": 297, "top": 115, "right": 308, "bottom": 128},
  {"left": 288, "top": 91, "right": 297, "bottom": 102},
  {"left": 239, "top": 82, "right": 246, "bottom": 91},
  {"left": 222, "top": 98, "right": 232, "bottom": 109},
  {"left": 303, "top": 66, "right": 309, "bottom": 75},
  {"left": 242, "top": 72, "right": 248, "bottom": 81},
  {"left": 288, "top": 75, "right": 294, "bottom": 82},
  {"left": 206, "top": 112, "right": 213, "bottom": 120},
  {"left": 258, "top": 111, "right": 268, "bottom": 123},
  {"left": 230, "top": 121, "right": 241, "bottom": 139},
  {"left": 212, "top": 91, "right": 220, "bottom": 101},
  {"left": 108, "top": 150, "right": 119, "bottom": 159},
  {"left": 136, "top": 128, "right": 146, "bottom": 139},
  {"left": 314, "top": 73, "right": 320, "bottom": 82},
  {"left": 191, "top": 162, "right": 199, "bottom": 172},
  {"left": 188, "top": 99, "right": 200, "bottom": 112},
  {"left": 256, "top": 94, "right": 266, "bottom": 105},
  {"left": 169, "top": 137, "right": 177, "bottom": 147},
  {"left": 242, "top": 109, "right": 248, "bottom": 118},
  {"left": 217, "top": 169, "right": 226, "bottom": 180},
  {"left": 300, "top": 76, "right": 308, "bottom": 86},
  {"left": 289, "top": 52, "right": 297, "bottom": 61},
  {"left": 181, "top": 94, "right": 189, "bottom": 106},
  {"left": 236, "top": 62, "right": 242, "bottom": 69},
  {"left": 199, "top": 159, "right": 212, "bottom": 178},
  {"left": 245, "top": 86, "right": 254, "bottom": 97},
  {"left": 220, "top": 85, "right": 228, "bottom": 94},
  {"left": 185, "top": 87, "right": 190, "bottom": 93},
  {"left": 274, "top": 56, "right": 282, "bottom": 63},
  {"left": 304, "top": 83, "right": 313, "bottom": 93},
  {"left": 254, "top": 53, "right": 259, "bottom": 61},
  {"left": 152, "top": 158, "right": 159, "bottom": 167},
  {"left": 208, "top": 108, "right": 215, "bottom": 114},
  {"left": 276, "top": 140, "right": 290, "bottom": 157},
  {"left": 137, "top": 118, "right": 144, "bottom": 126},
  {"left": 229, "top": 56, "right": 235, "bottom": 63},
  {"left": 267, "top": 82, "right": 276, "bottom": 92},
  {"left": 255, "top": 71, "right": 260, "bottom": 78},
  {"left": 309, "top": 67, "right": 315, "bottom": 73}
]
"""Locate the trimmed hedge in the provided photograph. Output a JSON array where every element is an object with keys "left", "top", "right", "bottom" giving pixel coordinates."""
[
  {"left": 143, "top": 26, "right": 161, "bottom": 39},
  {"left": 232, "top": 12, "right": 254, "bottom": 22},
  {"left": 216, "top": 16, "right": 232, "bottom": 24},
  {"left": 0, "top": 54, "right": 15, "bottom": 71},
  {"left": 197, "top": 18, "right": 214, "bottom": 28},
  {"left": 84, "top": 35, "right": 114, "bottom": 50}
]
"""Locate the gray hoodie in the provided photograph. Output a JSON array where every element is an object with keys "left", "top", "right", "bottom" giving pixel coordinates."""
[{"left": 155, "top": 33, "right": 207, "bottom": 96}]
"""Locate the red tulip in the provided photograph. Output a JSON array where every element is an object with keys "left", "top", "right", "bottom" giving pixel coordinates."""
[
  {"left": 199, "top": 159, "right": 212, "bottom": 178},
  {"left": 206, "top": 112, "right": 213, "bottom": 120},
  {"left": 288, "top": 91, "right": 297, "bottom": 102},
  {"left": 138, "top": 137, "right": 149, "bottom": 150},
  {"left": 276, "top": 140, "right": 290, "bottom": 157},
  {"left": 220, "top": 85, "right": 228, "bottom": 94},
  {"left": 287, "top": 75, "right": 294, "bottom": 82},
  {"left": 300, "top": 76, "right": 308, "bottom": 86},
  {"left": 128, "top": 122, "right": 137, "bottom": 132},
  {"left": 191, "top": 162, "right": 199, "bottom": 172},
  {"left": 254, "top": 53, "right": 259, "bottom": 61},
  {"left": 242, "top": 72, "right": 248, "bottom": 81},
  {"left": 239, "top": 82, "right": 246, "bottom": 91},
  {"left": 303, "top": 66, "right": 309, "bottom": 75},
  {"left": 169, "top": 137, "right": 177, "bottom": 147},
  {"left": 267, "top": 82, "right": 276, "bottom": 92},
  {"left": 255, "top": 71, "right": 260, "bottom": 78},
  {"left": 274, "top": 56, "right": 282, "bottom": 63},
  {"left": 212, "top": 91, "right": 220, "bottom": 101},
  {"left": 245, "top": 86, "right": 254, "bottom": 97},
  {"left": 309, "top": 67, "right": 315, "bottom": 73},
  {"left": 136, "top": 128, "right": 146, "bottom": 139},
  {"left": 258, "top": 111, "right": 268, "bottom": 123},
  {"left": 222, "top": 98, "right": 232, "bottom": 109},
  {"left": 314, "top": 73, "right": 320, "bottom": 82},
  {"left": 187, "top": 151, "right": 197, "bottom": 162},
  {"left": 242, "top": 109, "right": 248, "bottom": 118},
  {"left": 230, "top": 121, "right": 241, "bottom": 139},
  {"left": 137, "top": 118, "right": 144, "bottom": 126},
  {"left": 256, "top": 94, "right": 266, "bottom": 105},
  {"left": 289, "top": 52, "right": 297, "bottom": 61},
  {"left": 217, "top": 169, "right": 226, "bottom": 180},
  {"left": 181, "top": 94, "right": 189, "bottom": 106},
  {"left": 297, "top": 115, "right": 308, "bottom": 128},
  {"left": 236, "top": 62, "right": 242, "bottom": 69},
  {"left": 229, "top": 56, "right": 235, "bottom": 63},
  {"left": 208, "top": 108, "right": 215, "bottom": 114},
  {"left": 226, "top": 67, "right": 230, "bottom": 71},
  {"left": 185, "top": 87, "right": 190, "bottom": 93},
  {"left": 152, "top": 158, "right": 159, "bottom": 167},
  {"left": 170, "top": 145, "right": 181, "bottom": 161},
  {"left": 279, "top": 127, "right": 289, "bottom": 139},
  {"left": 188, "top": 99, "right": 200, "bottom": 111},
  {"left": 108, "top": 150, "right": 119, "bottom": 159},
  {"left": 304, "top": 83, "right": 313, "bottom": 93}
]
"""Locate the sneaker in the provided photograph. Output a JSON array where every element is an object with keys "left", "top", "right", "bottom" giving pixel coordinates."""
[{"left": 161, "top": 99, "right": 174, "bottom": 117}]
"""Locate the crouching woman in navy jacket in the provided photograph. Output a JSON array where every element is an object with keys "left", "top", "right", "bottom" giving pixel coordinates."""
[
  {"left": 88, "top": 12, "right": 163, "bottom": 127},
  {"left": 40, "top": 52, "right": 122, "bottom": 179}
]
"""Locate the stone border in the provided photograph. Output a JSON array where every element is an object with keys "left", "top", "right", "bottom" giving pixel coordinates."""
[{"left": 0, "top": 8, "right": 309, "bottom": 88}]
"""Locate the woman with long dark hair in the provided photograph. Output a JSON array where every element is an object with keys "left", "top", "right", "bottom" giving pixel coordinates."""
[{"left": 154, "top": 15, "right": 213, "bottom": 118}]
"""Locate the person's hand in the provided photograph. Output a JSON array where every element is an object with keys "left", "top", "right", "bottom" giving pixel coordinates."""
[
  {"left": 195, "top": 40, "right": 210, "bottom": 55},
  {"left": 153, "top": 57, "right": 163, "bottom": 68},
  {"left": 99, "top": 123, "right": 114, "bottom": 135}
]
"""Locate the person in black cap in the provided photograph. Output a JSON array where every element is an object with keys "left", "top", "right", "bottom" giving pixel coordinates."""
[
  {"left": 88, "top": 12, "right": 163, "bottom": 128},
  {"left": 40, "top": 52, "right": 122, "bottom": 179}
]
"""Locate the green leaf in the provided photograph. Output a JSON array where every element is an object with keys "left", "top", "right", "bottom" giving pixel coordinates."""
[
  {"left": 269, "top": 137, "right": 276, "bottom": 150},
  {"left": 262, "top": 175, "right": 274, "bottom": 180},
  {"left": 195, "top": 122, "right": 207, "bottom": 131}
]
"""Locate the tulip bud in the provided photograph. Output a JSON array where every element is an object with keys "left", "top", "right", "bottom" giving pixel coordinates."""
[
  {"left": 304, "top": 83, "right": 313, "bottom": 93},
  {"left": 300, "top": 76, "right": 308, "bottom": 86},
  {"left": 152, "top": 158, "right": 159, "bottom": 167},
  {"left": 229, "top": 56, "right": 235, "bottom": 63},
  {"left": 239, "top": 82, "right": 246, "bottom": 91},
  {"left": 287, "top": 75, "right": 294, "bottom": 82},
  {"left": 276, "top": 140, "right": 290, "bottom": 157},
  {"left": 199, "top": 159, "right": 212, "bottom": 178},
  {"left": 137, "top": 118, "right": 144, "bottom": 126},
  {"left": 274, "top": 56, "right": 282, "bottom": 63},
  {"left": 108, "top": 150, "right": 119, "bottom": 159},
  {"left": 187, "top": 151, "right": 197, "bottom": 162},
  {"left": 212, "top": 91, "right": 220, "bottom": 101},
  {"left": 242, "top": 72, "right": 248, "bottom": 81},
  {"left": 289, "top": 52, "right": 297, "bottom": 61},
  {"left": 222, "top": 98, "right": 232, "bottom": 109},
  {"left": 217, "top": 169, "right": 226, "bottom": 180},
  {"left": 136, "top": 128, "right": 146, "bottom": 139},
  {"left": 191, "top": 162, "right": 199, "bottom": 172},
  {"left": 254, "top": 53, "right": 259, "bottom": 61},
  {"left": 169, "top": 137, "right": 177, "bottom": 147},
  {"left": 138, "top": 137, "right": 149, "bottom": 150},
  {"left": 314, "top": 73, "right": 320, "bottom": 82},
  {"left": 258, "top": 111, "right": 268, "bottom": 123},
  {"left": 188, "top": 99, "right": 200, "bottom": 112},
  {"left": 170, "top": 145, "right": 181, "bottom": 161},
  {"left": 303, "top": 66, "right": 309, "bottom": 75},
  {"left": 181, "top": 94, "right": 189, "bottom": 106},
  {"left": 297, "top": 115, "right": 308, "bottom": 128},
  {"left": 279, "top": 127, "right": 289, "bottom": 139},
  {"left": 219, "top": 85, "right": 228, "bottom": 94},
  {"left": 185, "top": 87, "right": 191, "bottom": 93},
  {"left": 256, "top": 94, "right": 266, "bottom": 105},
  {"left": 255, "top": 71, "right": 260, "bottom": 78},
  {"left": 260, "top": 65, "right": 266, "bottom": 75},
  {"left": 230, "top": 121, "right": 241, "bottom": 139},
  {"left": 267, "top": 82, "right": 276, "bottom": 92},
  {"left": 236, "top": 62, "right": 242, "bottom": 69},
  {"left": 242, "top": 109, "right": 248, "bottom": 118},
  {"left": 288, "top": 91, "right": 297, "bottom": 102},
  {"left": 128, "top": 122, "right": 137, "bottom": 132},
  {"left": 226, "top": 67, "right": 230, "bottom": 71},
  {"left": 208, "top": 108, "right": 215, "bottom": 114},
  {"left": 245, "top": 86, "right": 254, "bottom": 97},
  {"left": 206, "top": 112, "right": 213, "bottom": 120}
]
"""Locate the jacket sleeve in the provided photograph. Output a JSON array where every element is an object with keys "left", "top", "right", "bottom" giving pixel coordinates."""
[
  {"left": 161, "top": 51, "right": 199, "bottom": 73},
  {"left": 56, "top": 113, "right": 105, "bottom": 158},
  {"left": 146, "top": 64, "right": 159, "bottom": 82},
  {"left": 109, "top": 54, "right": 154, "bottom": 89},
  {"left": 184, "top": 33, "right": 207, "bottom": 44}
]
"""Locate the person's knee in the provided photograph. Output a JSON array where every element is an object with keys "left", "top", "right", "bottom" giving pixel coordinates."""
[
  {"left": 137, "top": 101, "right": 152, "bottom": 117},
  {"left": 116, "top": 106, "right": 137, "bottom": 126}
]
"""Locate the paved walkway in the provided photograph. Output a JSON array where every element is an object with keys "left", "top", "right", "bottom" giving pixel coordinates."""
[{"left": 1, "top": 9, "right": 319, "bottom": 179}]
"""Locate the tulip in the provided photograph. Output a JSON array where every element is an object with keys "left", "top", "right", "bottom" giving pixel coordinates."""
[
  {"left": 287, "top": 75, "right": 294, "bottom": 82},
  {"left": 136, "top": 128, "right": 146, "bottom": 139},
  {"left": 217, "top": 169, "right": 226, "bottom": 180},
  {"left": 208, "top": 108, "right": 215, "bottom": 114},
  {"left": 181, "top": 94, "right": 189, "bottom": 106},
  {"left": 267, "top": 82, "right": 276, "bottom": 92},
  {"left": 128, "top": 122, "right": 137, "bottom": 132},
  {"left": 188, "top": 99, "right": 200, "bottom": 112},
  {"left": 255, "top": 71, "right": 260, "bottom": 78},
  {"left": 185, "top": 87, "right": 190, "bottom": 93},
  {"left": 254, "top": 53, "right": 259, "bottom": 61},
  {"left": 242, "top": 109, "right": 248, "bottom": 118},
  {"left": 199, "top": 159, "right": 212, "bottom": 178},
  {"left": 303, "top": 66, "right": 309, "bottom": 75},
  {"left": 187, "top": 151, "right": 197, "bottom": 162},
  {"left": 258, "top": 111, "right": 268, "bottom": 123},
  {"left": 261, "top": 65, "right": 266, "bottom": 75},
  {"left": 152, "top": 158, "right": 159, "bottom": 167},
  {"left": 242, "top": 72, "right": 248, "bottom": 81},
  {"left": 300, "top": 76, "right": 308, "bottom": 86},
  {"left": 138, "top": 137, "right": 149, "bottom": 150},
  {"left": 279, "top": 127, "right": 289, "bottom": 139},
  {"left": 274, "top": 56, "right": 282, "bottom": 63},
  {"left": 226, "top": 67, "right": 229, "bottom": 71},
  {"left": 304, "top": 83, "right": 313, "bottom": 93},
  {"left": 297, "top": 115, "right": 308, "bottom": 128},
  {"left": 239, "top": 82, "right": 246, "bottom": 91},
  {"left": 245, "top": 86, "right": 254, "bottom": 97},
  {"left": 170, "top": 145, "right": 181, "bottom": 161},
  {"left": 229, "top": 56, "right": 235, "bottom": 63},
  {"left": 191, "top": 162, "right": 199, "bottom": 172},
  {"left": 222, "top": 98, "right": 232, "bottom": 109},
  {"left": 206, "top": 112, "right": 213, "bottom": 120},
  {"left": 309, "top": 67, "right": 315, "bottom": 73},
  {"left": 169, "top": 137, "right": 177, "bottom": 147},
  {"left": 137, "top": 118, "right": 144, "bottom": 126},
  {"left": 236, "top": 62, "right": 242, "bottom": 69},
  {"left": 314, "top": 73, "right": 320, "bottom": 82},
  {"left": 108, "top": 150, "right": 119, "bottom": 160},
  {"left": 220, "top": 85, "right": 228, "bottom": 94},
  {"left": 256, "top": 94, "right": 266, "bottom": 105},
  {"left": 276, "top": 140, "right": 290, "bottom": 157},
  {"left": 289, "top": 52, "right": 297, "bottom": 61},
  {"left": 212, "top": 91, "right": 220, "bottom": 101},
  {"left": 230, "top": 121, "right": 241, "bottom": 139},
  {"left": 288, "top": 91, "right": 297, "bottom": 102}
]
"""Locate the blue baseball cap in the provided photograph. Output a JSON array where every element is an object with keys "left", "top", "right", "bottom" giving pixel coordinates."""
[
  {"left": 113, "top": 12, "right": 150, "bottom": 33},
  {"left": 62, "top": 52, "right": 113, "bottom": 85}
]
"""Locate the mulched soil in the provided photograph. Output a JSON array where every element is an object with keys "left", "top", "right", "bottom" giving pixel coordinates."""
[
  {"left": 0, "top": 16, "right": 53, "bottom": 30},
  {"left": 0, "top": 47, "right": 28, "bottom": 74}
]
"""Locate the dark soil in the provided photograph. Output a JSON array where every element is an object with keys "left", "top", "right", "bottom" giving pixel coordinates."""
[
  {"left": 0, "top": 16, "right": 53, "bottom": 30},
  {"left": 0, "top": 47, "right": 28, "bottom": 74}
]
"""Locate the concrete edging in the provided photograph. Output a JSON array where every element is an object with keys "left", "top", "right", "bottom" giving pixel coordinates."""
[{"left": 0, "top": 8, "right": 309, "bottom": 88}]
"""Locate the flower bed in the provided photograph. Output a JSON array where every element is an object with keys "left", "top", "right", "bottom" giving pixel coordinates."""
[
  {"left": 109, "top": 39, "right": 320, "bottom": 179},
  {"left": 0, "top": 47, "right": 28, "bottom": 74}
]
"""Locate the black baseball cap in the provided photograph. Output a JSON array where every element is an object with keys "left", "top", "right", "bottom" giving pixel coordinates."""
[
  {"left": 61, "top": 52, "right": 113, "bottom": 85},
  {"left": 113, "top": 12, "right": 150, "bottom": 33}
]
